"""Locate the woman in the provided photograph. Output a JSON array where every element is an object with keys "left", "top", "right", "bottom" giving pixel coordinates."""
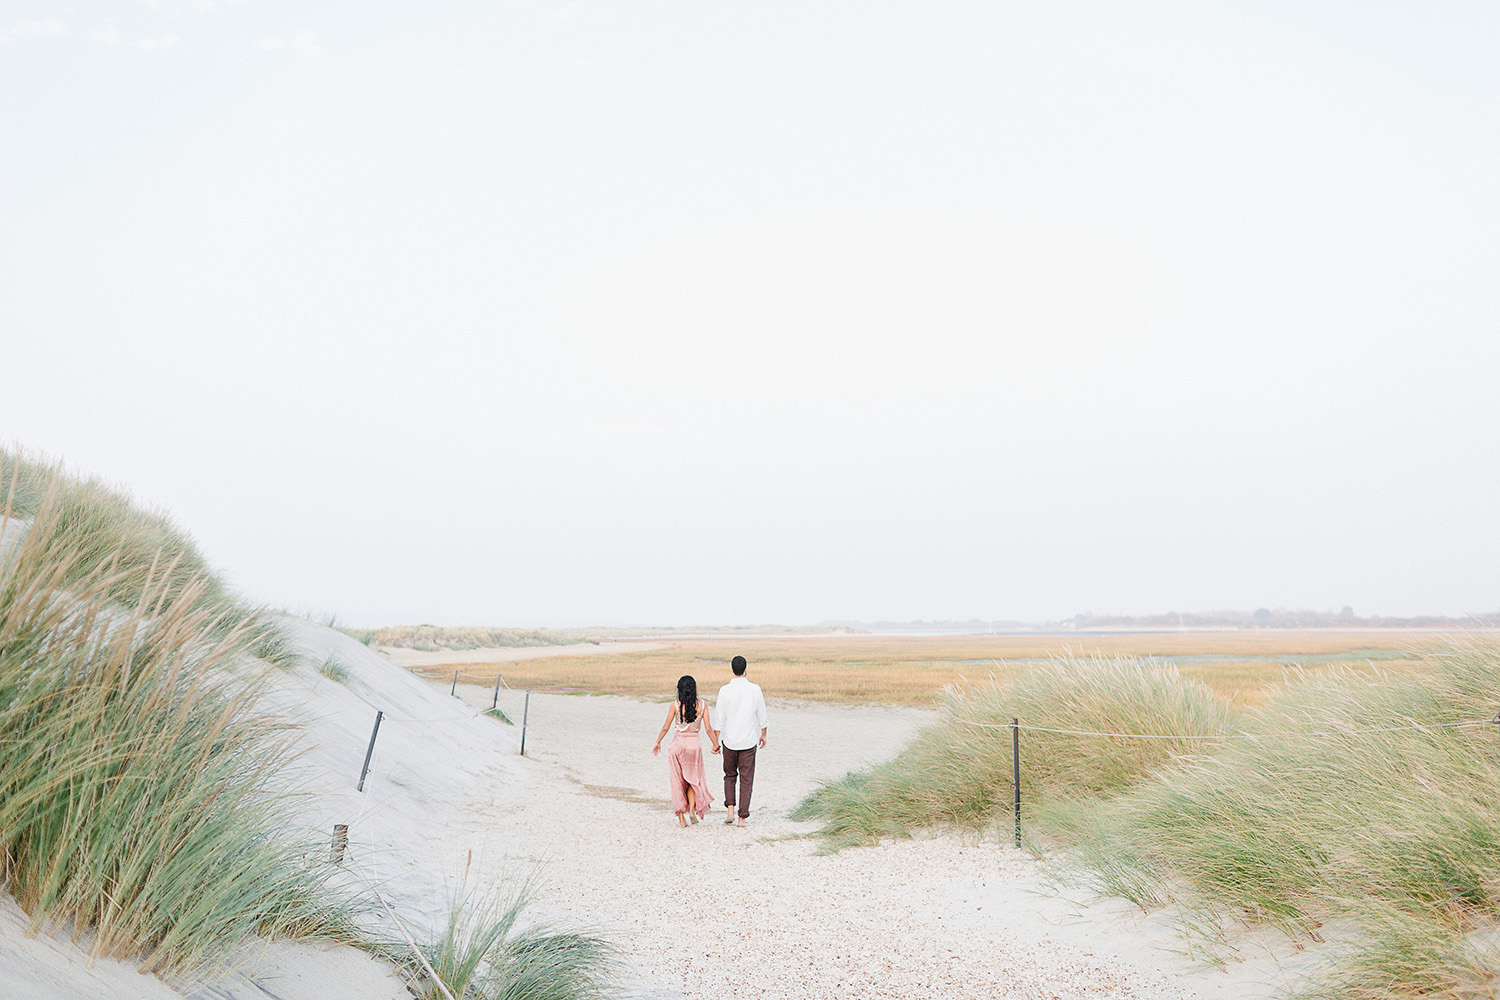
[{"left": 652, "top": 675, "right": 720, "bottom": 827}]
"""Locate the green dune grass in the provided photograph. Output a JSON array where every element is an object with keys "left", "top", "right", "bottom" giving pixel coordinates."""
[
  {"left": 791, "top": 655, "right": 1235, "bottom": 848},
  {"left": 795, "top": 646, "right": 1500, "bottom": 997},
  {"left": 0, "top": 459, "right": 356, "bottom": 976},
  {"left": 0, "top": 449, "right": 618, "bottom": 998},
  {"left": 408, "top": 876, "right": 617, "bottom": 1000}
]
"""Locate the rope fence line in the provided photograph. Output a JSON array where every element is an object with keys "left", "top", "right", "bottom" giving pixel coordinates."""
[
  {"left": 956, "top": 712, "right": 1500, "bottom": 849},
  {"left": 401, "top": 665, "right": 513, "bottom": 686},
  {"left": 393, "top": 665, "right": 1500, "bottom": 851},
  {"left": 393, "top": 664, "right": 524, "bottom": 718},
  {"left": 949, "top": 715, "right": 1500, "bottom": 740}
]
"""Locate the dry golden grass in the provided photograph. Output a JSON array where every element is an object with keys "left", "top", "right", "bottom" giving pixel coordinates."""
[{"left": 434, "top": 631, "right": 1448, "bottom": 706}]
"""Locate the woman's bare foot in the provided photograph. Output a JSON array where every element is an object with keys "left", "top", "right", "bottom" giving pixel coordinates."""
[
  {"left": 677, "top": 813, "right": 687, "bottom": 828},
  {"left": 689, "top": 813, "right": 700, "bottom": 825}
]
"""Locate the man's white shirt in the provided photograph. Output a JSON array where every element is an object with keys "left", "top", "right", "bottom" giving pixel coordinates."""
[{"left": 713, "top": 676, "right": 768, "bottom": 751}]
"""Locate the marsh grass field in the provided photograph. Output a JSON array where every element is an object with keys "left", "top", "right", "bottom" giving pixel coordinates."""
[{"left": 421, "top": 630, "right": 1448, "bottom": 706}]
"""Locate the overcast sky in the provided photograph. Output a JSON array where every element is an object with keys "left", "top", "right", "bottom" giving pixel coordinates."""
[{"left": 3, "top": 2, "right": 1497, "bottom": 627}]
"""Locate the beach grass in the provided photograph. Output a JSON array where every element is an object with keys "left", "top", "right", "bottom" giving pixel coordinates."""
[
  {"left": 317, "top": 652, "right": 352, "bottom": 683},
  {"left": 0, "top": 448, "right": 635, "bottom": 993},
  {"left": 0, "top": 455, "right": 357, "bottom": 976},
  {"left": 0, "top": 448, "right": 298, "bottom": 671},
  {"left": 790, "top": 655, "right": 1236, "bottom": 848},
  {"left": 1041, "top": 645, "right": 1500, "bottom": 992},
  {"left": 412, "top": 877, "right": 617, "bottom": 1000},
  {"left": 791, "top": 640, "right": 1500, "bottom": 997}
]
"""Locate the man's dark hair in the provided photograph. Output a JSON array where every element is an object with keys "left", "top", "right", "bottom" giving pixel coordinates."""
[{"left": 731, "top": 655, "right": 747, "bottom": 676}]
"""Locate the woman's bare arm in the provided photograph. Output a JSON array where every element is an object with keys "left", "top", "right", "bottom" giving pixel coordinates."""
[{"left": 652, "top": 703, "right": 675, "bottom": 756}]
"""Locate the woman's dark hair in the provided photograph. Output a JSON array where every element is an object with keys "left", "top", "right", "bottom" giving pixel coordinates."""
[{"left": 677, "top": 675, "right": 697, "bottom": 723}]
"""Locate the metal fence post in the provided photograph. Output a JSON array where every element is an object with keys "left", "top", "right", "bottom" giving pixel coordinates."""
[
  {"left": 520, "top": 689, "right": 531, "bottom": 756},
  {"left": 491, "top": 673, "right": 503, "bottom": 710},
  {"left": 450, "top": 670, "right": 458, "bottom": 696},
  {"left": 357, "top": 710, "right": 384, "bottom": 792},
  {"left": 1011, "top": 717, "right": 1021, "bottom": 849}
]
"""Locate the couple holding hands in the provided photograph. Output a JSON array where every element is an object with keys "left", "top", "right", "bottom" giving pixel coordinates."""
[{"left": 651, "top": 655, "right": 768, "bottom": 828}]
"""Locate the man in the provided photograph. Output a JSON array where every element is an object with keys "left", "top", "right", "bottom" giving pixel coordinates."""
[{"left": 713, "top": 654, "right": 768, "bottom": 826}]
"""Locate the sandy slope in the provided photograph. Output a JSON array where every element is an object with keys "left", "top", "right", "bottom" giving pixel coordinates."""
[{"left": 0, "top": 618, "right": 524, "bottom": 999}]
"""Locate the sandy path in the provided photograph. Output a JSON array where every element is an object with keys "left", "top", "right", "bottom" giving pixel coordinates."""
[{"left": 440, "top": 685, "right": 1302, "bottom": 1000}]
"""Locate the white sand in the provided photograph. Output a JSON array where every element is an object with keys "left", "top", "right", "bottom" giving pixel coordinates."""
[{"left": 0, "top": 621, "right": 1323, "bottom": 998}]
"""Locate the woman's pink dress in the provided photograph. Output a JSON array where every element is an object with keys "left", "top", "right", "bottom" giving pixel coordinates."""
[{"left": 668, "top": 704, "right": 714, "bottom": 819}]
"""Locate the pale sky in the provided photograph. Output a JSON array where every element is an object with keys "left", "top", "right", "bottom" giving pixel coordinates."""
[{"left": 3, "top": 2, "right": 1497, "bottom": 627}]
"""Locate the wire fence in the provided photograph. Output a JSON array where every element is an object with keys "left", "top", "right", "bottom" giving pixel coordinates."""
[
  {"left": 950, "top": 712, "right": 1500, "bottom": 848},
  {"left": 402, "top": 665, "right": 511, "bottom": 686},
  {"left": 394, "top": 665, "right": 1500, "bottom": 851},
  {"left": 950, "top": 715, "right": 1500, "bottom": 739}
]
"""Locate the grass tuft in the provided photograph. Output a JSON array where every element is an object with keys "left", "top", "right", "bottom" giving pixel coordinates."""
[
  {"left": 317, "top": 653, "right": 352, "bottom": 684},
  {"left": 408, "top": 876, "right": 617, "bottom": 1000}
]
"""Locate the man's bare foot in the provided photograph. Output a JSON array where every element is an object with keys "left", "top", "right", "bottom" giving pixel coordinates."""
[
  {"left": 735, "top": 817, "right": 746, "bottom": 826},
  {"left": 724, "top": 807, "right": 735, "bottom": 825}
]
